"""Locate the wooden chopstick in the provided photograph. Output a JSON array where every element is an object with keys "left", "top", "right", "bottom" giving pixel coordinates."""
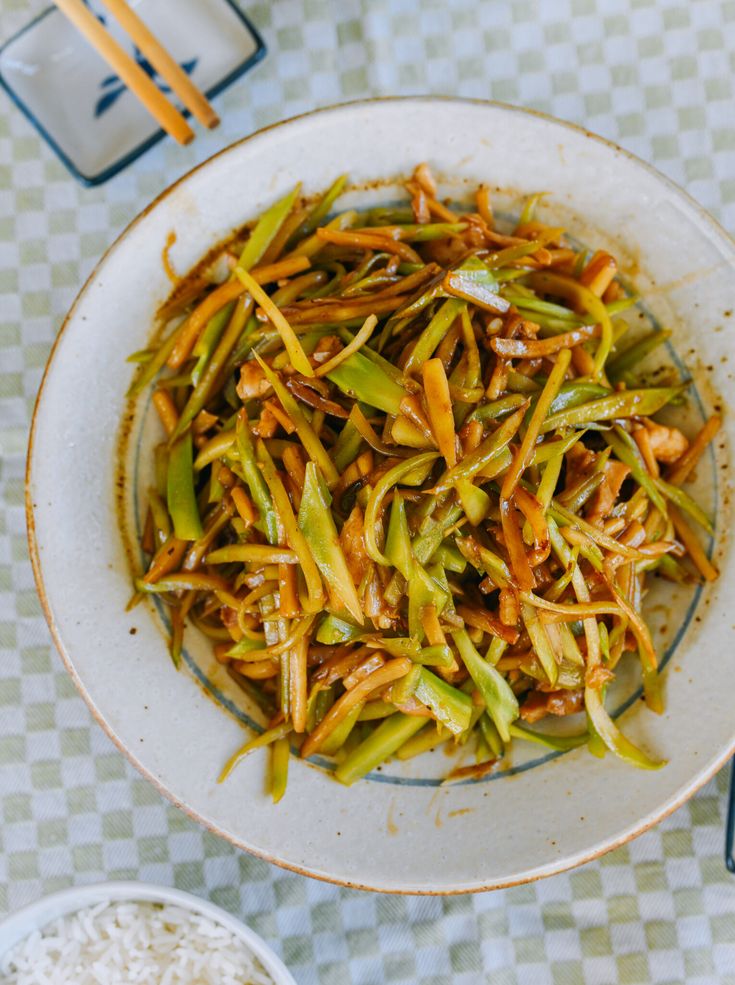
[
  {"left": 53, "top": 0, "right": 194, "bottom": 145},
  {"left": 98, "top": 0, "right": 220, "bottom": 129}
]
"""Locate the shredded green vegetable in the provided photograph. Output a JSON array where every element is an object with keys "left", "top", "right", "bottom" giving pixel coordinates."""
[{"left": 129, "top": 164, "right": 718, "bottom": 800}]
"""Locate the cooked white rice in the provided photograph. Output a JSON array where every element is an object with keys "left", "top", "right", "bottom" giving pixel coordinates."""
[{"left": 0, "top": 900, "right": 275, "bottom": 985}]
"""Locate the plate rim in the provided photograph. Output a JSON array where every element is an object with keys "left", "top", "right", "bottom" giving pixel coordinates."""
[{"left": 25, "top": 95, "right": 735, "bottom": 893}]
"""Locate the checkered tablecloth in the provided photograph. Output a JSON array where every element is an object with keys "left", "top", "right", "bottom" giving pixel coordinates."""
[{"left": 1, "top": 1, "right": 734, "bottom": 982}]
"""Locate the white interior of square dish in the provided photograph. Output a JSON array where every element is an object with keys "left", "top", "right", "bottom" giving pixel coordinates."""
[{"left": 0, "top": 0, "right": 260, "bottom": 181}]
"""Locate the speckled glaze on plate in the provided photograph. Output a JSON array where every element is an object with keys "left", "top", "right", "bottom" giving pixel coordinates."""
[{"left": 26, "top": 99, "right": 735, "bottom": 893}]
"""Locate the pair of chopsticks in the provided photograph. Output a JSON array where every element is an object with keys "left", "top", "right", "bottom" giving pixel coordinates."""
[{"left": 54, "top": 0, "right": 219, "bottom": 145}]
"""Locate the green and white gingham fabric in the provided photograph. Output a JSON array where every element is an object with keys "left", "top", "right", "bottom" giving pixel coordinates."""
[{"left": 1, "top": 1, "right": 735, "bottom": 982}]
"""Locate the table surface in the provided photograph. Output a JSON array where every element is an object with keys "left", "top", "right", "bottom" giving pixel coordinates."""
[{"left": 1, "top": 1, "right": 734, "bottom": 982}]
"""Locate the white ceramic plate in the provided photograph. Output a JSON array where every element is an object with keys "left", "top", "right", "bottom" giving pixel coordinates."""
[
  {"left": 0, "top": 880, "right": 295, "bottom": 983},
  {"left": 27, "top": 98, "right": 735, "bottom": 894}
]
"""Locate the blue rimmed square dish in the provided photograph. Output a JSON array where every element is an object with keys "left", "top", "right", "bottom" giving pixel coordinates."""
[{"left": 0, "top": 0, "right": 265, "bottom": 186}]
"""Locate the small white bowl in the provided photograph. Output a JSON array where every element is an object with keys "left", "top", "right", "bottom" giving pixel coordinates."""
[{"left": 0, "top": 881, "right": 295, "bottom": 985}]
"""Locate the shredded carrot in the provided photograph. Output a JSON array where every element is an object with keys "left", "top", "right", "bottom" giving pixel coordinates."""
[
  {"left": 250, "top": 254, "right": 311, "bottom": 284},
  {"left": 301, "top": 659, "right": 412, "bottom": 758},
  {"left": 278, "top": 563, "right": 300, "bottom": 618},
  {"left": 423, "top": 359, "right": 457, "bottom": 467},
  {"left": 143, "top": 536, "right": 187, "bottom": 583},
  {"left": 669, "top": 505, "right": 719, "bottom": 582},
  {"left": 167, "top": 279, "right": 244, "bottom": 370},
  {"left": 315, "top": 228, "right": 422, "bottom": 264},
  {"left": 264, "top": 398, "right": 296, "bottom": 434},
  {"left": 633, "top": 426, "right": 660, "bottom": 477},
  {"left": 500, "top": 497, "right": 536, "bottom": 593},
  {"left": 289, "top": 636, "right": 308, "bottom": 733},
  {"left": 667, "top": 414, "right": 721, "bottom": 486},
  {"left": 152, "top": 389, "right": 179, "bottom": 436},
  {"left": 579, "top": 250, "right": 617, "bottom": 297}
]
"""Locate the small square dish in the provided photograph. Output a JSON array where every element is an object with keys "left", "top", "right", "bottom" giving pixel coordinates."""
[{"left": 0, "top": 0, "right": 265, "bottom": 186}]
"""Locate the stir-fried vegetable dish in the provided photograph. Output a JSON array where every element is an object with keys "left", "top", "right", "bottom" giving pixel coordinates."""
[{"left": 129, "top": 165, "right": 720, "bottom": 798}]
